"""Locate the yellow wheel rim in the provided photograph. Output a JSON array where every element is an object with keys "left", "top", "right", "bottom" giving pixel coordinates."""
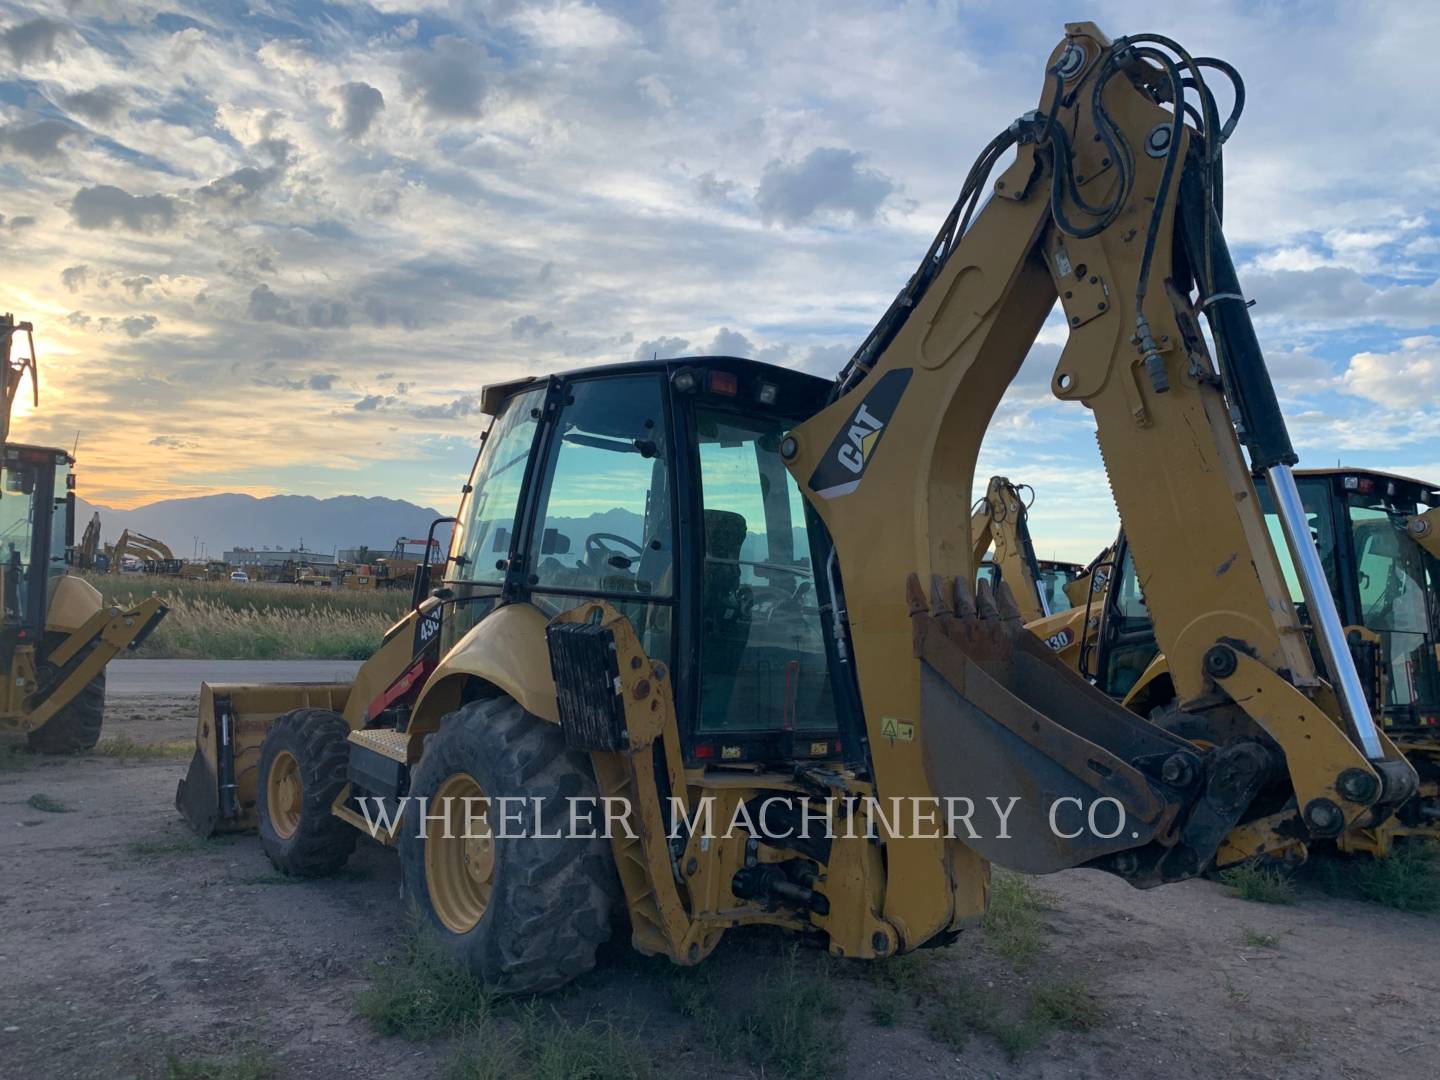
[
  {"left": 267, "top": 749, "right": 303, "bottom": 840},
  {"left": 425, "top": 772, "right": 494, "bottom": 934}
]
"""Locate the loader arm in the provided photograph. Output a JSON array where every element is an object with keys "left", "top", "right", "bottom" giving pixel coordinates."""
[
  {"left": 785, "top": 22, "right": 1415, "bottom": 937},
  {"left": 970, "top": 475, "right": 1051, "bottom": 622}
]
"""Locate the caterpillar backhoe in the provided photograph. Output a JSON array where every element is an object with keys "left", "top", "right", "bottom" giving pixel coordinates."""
[
  {"left": 970, "top": 475, "right": 1083, "bottom": 622},
  {"left": 1068, "top": 467, "right": 1440, "bottom": 856},
  {"left": 107, "top": 528, "right": 182, "bottom": 575},
  {"left": 1, "top": 315, "right": 168, "bottom": 752},
  {"left": 175, "top": 23, "right": 1419, "bottom": 993}
]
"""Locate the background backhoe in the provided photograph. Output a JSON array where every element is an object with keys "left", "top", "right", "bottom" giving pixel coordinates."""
[
  {"left": 175, "top": 23, "right": 1418, "bottom": 993},
  {"left": 970, "top": 474, "right": 1083, "bottom": 622},
  {"left": 1, "top": 314, "right": 168, "bottom": 752}
]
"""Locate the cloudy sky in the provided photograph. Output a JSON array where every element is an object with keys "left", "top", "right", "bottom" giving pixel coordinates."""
[{"left": 2, "top": 0, "right": 1438, "bottom": 561}]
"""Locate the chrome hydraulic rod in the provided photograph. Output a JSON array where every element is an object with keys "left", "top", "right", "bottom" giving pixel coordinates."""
[{"left": 1265, "top": 463, "right": 1384, "bottom": 760}]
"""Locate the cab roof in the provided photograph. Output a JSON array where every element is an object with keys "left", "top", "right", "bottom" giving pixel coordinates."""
[{"left": 479, "top": 355, "right": 834, "bottom": 417}]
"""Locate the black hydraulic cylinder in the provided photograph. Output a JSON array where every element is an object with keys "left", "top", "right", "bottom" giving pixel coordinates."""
[{"left": 1177, "top": 164, "right": 1297, "bottom": 471}]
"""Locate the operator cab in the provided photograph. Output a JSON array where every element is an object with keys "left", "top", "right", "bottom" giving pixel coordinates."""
[
  {"left": 1092, "top": 469, "right": 1440, "bottom": 727},
  {"left": 0, "top": 444, "right": 74, "bottom": 647},
  {"left": 442, "top": 357, "right": 861, "bottom": 769}
]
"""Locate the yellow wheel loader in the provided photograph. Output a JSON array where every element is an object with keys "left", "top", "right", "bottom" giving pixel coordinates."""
[
  {"left": 176, "top": 24, "right": 1419, "bottom": 993},
  {"left": 1068, "top": 468, "right": 1440, "bottom": 856},
  {"left": 970, "top": 475, "right": 1084, "bottom": 623},
  {"left": 1, "top": 317, "right": 169, "bottom": 753}
]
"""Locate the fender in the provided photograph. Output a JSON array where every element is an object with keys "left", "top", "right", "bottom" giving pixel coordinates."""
[
  {"left": 45, "top": 575, "right": 103, "bottom": 634},
  {"left": 1120, "top": 654, "right": 1174, "bottom": 718},
  {"left": 410, "top": 601, "right": 558, "bottom": 735}
]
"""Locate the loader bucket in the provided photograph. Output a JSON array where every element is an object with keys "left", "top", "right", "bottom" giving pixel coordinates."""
[
  {"left": 909, "top": 574, "right": 1206, "bottom": 876},
  {"left": 175, "top": 682, "right": 352, "bottom": 836}
]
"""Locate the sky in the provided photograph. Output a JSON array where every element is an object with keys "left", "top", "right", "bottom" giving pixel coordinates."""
[{"left": 1, "top": 0, "right": 1438, "bottom": 562}]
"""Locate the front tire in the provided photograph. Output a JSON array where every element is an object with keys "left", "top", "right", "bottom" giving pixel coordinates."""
[
  {"left": 257, "top": 708, "right": 356, "bottom": 877},
  {"left": 400, "top": 696, "right": 620, "bottom": 995},
  {"left": 26, "top": 667, "right": 105, "bottom": 755}
]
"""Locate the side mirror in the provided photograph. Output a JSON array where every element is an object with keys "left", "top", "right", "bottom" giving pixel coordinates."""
[{"left": 540, "top": 528, "right": 571, "bottom": 555}]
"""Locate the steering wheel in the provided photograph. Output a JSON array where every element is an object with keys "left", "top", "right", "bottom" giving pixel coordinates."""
[{"left": 585, "top": 532, "right": 644, "bottom": 569}]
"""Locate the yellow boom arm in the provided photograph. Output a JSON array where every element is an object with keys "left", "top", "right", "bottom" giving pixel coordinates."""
[
  {"left": 970, "top": 475, "right": 1051, "bottom": 622},
  {"left": 785, "top": 22, "right": 1414, "bottom": 940}
]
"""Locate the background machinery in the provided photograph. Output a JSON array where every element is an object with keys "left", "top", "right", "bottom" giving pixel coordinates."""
[
  {"left": 1, "top": 315, "right": 168, "bottom": 752},
  {"left": 1070, "top": 467, "right": 1440, "bottom": 855},
  {"left": 971, "top": 475, "right": 1084, "bottom": 621},
  {"left": 106, "top": 528, "right": 183, "bottom": 575},
  {"left": 176, "top": 24, "right": 1419, "bottom": 992}
]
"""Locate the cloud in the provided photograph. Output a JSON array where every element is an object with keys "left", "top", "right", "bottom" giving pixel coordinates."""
[
  {"left": 61, "top": 265, "right": 89, "bottom": 292},
  {"left": 0, "top": 119, "right": 79, "bottom": 160},
  {"left": 62, "top": 87, "right": 125, "bottom": 123},
  {"left": 121, "top": 275, "right": 154, "bottom": 297},
  {"left": 335, "top": 82, "right": 384, "bottom": 139},
  {"left": 353, "top": 394, "right": 393, "bottom": 411},
  {"left": 248, "top": 284, "right": 350, "bottom": 329},
  {"left": 406, "top": 36, "right": 487, "bottom": 120},
  {"left": 412, "top": 394, "right": 482, "bottom": 419},
  {"left": 120, "top": 314, "right": 157, "bottom": 337},
  {"left": 511, "top": 314, "right": 555, "bottom": 339},
  {"left": 7, "top": 215, "right": 34, "bottom": 230},
  {"left": 149, "top": 435, "right": 198, "bottom": 449},
  {"left": 633, "top": 335, "right": 690, "bottom": 361},
  {"left": 197, "top": 141, "right": 292, "bottom": 207},
  {"left": 695, "top": 172, "right": 740, "bottom": 208},
  {"left": 70, "top": 185, "right": 179, "bottom": 232},
  {"left": 755, "top": 148, "right": 896, "bottom": 227},
  {"left": 709, "top": 327, "right": 754, "bottom": 356},
  {"left": 309, "top": 373, "right": 339, "bottom": 391},
  {"left": 1342, "top": 337, "right": 1440, "bottom": 409},
  {"left": 2, "top": 16, "right": 65, "bottom": 65}
]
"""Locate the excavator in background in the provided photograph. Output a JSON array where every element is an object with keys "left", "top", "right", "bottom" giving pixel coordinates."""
[
  {"left": 77, "top": 511, "right": 102, "bottom": 571},
  {"left": 1, "top": 315, "right": 168, "bottom": 752},
  {"left": 107, "top": 528, "right": 183, "bottom": 575},
  {"left": 1069, "top": 467, "right": 1440, "bottom": 855},
  {"left": 175, "top": 24, "right": 1421, "bottom": 993},
  {"left": 970, "top": 475, "right": 1085, "bottom": 622}
]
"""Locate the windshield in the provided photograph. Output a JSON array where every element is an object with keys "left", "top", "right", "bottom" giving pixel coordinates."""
[
  {"left": 450, "top": 387, "right": 545, "bottom": 585},
  {"left": 1038, "top": 566, "right": 1076, "bottom": 614},
  {"left": 0, "top": 459, "right": 39, "bottom": 628}
]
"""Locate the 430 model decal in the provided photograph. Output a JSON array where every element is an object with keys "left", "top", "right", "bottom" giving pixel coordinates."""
[{"left": 806, "top": 368, "right": 912, "bottom": 500}]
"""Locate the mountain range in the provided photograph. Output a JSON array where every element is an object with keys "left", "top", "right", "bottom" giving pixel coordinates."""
[{"left": 75, "top": 492, "right": 448, "bottom": 560}]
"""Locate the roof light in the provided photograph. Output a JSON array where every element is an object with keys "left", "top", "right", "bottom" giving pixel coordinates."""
[
  {"left": 708, "top": 370, "right": 738, "bottom": 396},
  {"left": 756, "top": 381, "right": 778, "bottom": 405},
  {"left": 1342, "top": 476, "right": 1359, "bottom": 491}
]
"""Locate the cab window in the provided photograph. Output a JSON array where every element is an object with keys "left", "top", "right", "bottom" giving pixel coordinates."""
[
  {"left": 526, "top": 375, "right": 674, "bottom": 663},
  {"left": 693, "top": 407, "right": 838, "bottom": 735},
  {"left": 452, "top": 387, "right": 545, "bottom": 586}
]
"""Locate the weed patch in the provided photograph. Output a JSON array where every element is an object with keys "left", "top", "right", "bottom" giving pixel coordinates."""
[
  {"left": 163, "top": 1046, "right": 278, "bottom": 1080},
  {"left": 357, "top": 926, "right": 493, "bottom": 1039},
  {"left": 1219, "top": 863, "right": 1296, "bottom": 905},
  {"left": 1239, "top": 927, "right": 1280, "bottom": 949},
  {"left": 982, "top": 871, "right": 1055, "bottom": 968},
  {"left": 26, "top": 792, "right": 72, "bottom": 813}
]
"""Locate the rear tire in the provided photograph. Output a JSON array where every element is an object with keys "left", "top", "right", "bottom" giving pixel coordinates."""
[
  {"left": 400, "top": 696, "right": 620, "bottom": 995},
  {"left": 26, "top": 646, "right": 105, "bottom": 755},
  {"left": 257, "top": 708, "right": 356, "bottom": 877}
]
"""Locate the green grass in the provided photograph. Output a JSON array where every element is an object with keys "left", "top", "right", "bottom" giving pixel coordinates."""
[
  {"left": 92, "top": 735, "right": 193, "bottom": 762},
  {"left": 661, "top": 942, "right": 841, "bottom": 1078},
  {"left": 125, "top": 825, "right": 229, "bottom": 858},
  {"left": 982, "top": 871, "right": 1055, "bottom": 968},
  {"left": 82, "top": 572, "right": 405, "bottom": 660},
  {"left": 0, "top": 739, "right": 37, "bottom": 773},
  {"left": 926, "top": 973, "right": 1104, "bottom": 1060},
  {"left": 1219, "top": 863, "right": 1296, "bottom": 905},
  {"left": 1313, "top": 842, "right": 1440, "bottom": 912},
  {"left": 26, "top": 792, "right": 72, "bottom": 812},
  {"left": 163, "top": 1047, "right": 278, "bottom": 1080},
  {"left": 1239, "top": 926, "right": 1280, "bottom": 949},
  {"left": 356, "top": 925, "right": 494, "bottom": 1039}
]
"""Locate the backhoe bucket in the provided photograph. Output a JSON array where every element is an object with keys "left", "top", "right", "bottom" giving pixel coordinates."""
[
  {"left": 909, "top": 575, "right": 1245, "bottom": 879},
  {"left": 176, "top": 682, "right": 351, "bottom": 836}
]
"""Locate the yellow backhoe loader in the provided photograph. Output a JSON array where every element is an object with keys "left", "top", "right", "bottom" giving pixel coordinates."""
[
  {"left": 970, "top": 475, "right": 1084, "bottom": 622},
  {"left": 176, "top": 24, "right": 1419, "bottom": 992},
  {"left": 1066, "top": 468, "right": 1440, "bottom": 855},
  {"left": 1, "top": 316, "right": 168, "bottom": 752}
]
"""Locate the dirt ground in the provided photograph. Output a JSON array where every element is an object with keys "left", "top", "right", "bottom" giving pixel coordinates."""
[{"left": 4, "top": 696, "right": 1440, "bottom": 1080}]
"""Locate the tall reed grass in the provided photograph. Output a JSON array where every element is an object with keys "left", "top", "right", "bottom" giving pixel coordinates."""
[{"left": 81, "top": 573, "right": 407, "bottom": 660}]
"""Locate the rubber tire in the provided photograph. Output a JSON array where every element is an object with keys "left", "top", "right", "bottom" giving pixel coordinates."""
[
  {"left": 400, "top": 696, "right": 621, "bottom": 995},
  {"left": 257, "top": 708, "right": 357, "bottom": 877},
  {"left": 26, "top": 649, "right": 105, "bottom": 755}
]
